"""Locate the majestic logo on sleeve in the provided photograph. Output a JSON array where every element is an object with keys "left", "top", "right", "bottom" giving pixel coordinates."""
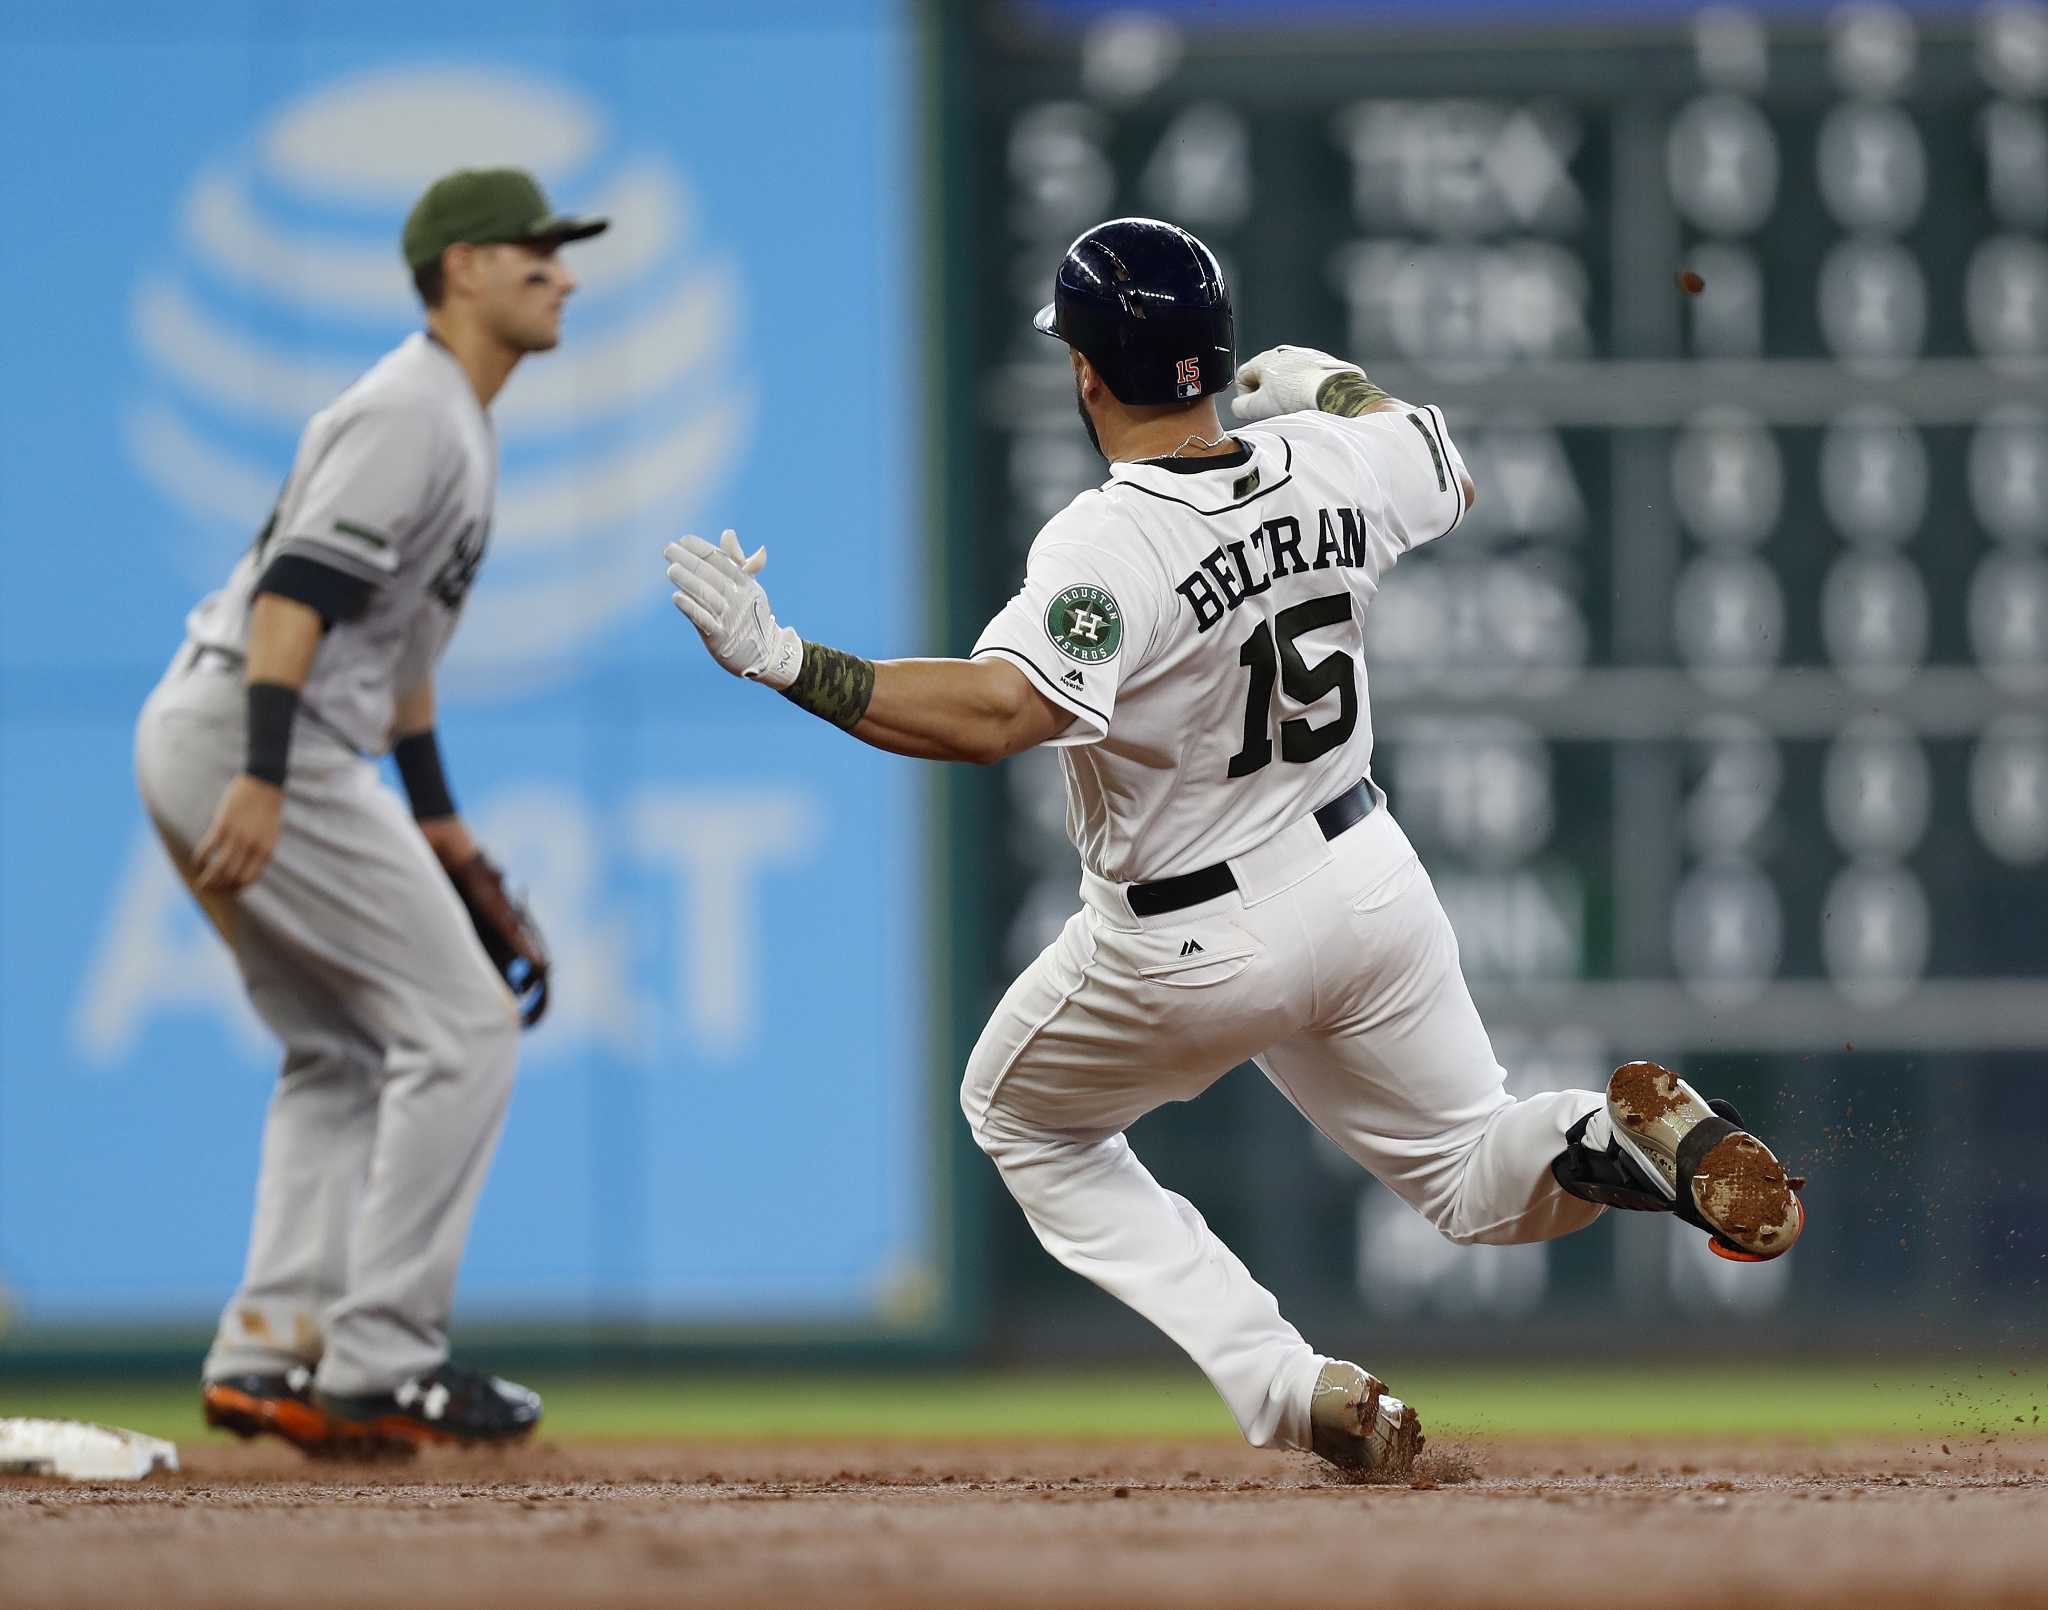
[{"left": 1045, "top": 583, "right": 1123, "bottom": 664}]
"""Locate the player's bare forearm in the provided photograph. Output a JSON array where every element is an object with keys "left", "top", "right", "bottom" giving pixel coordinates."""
[
  {"left": 387, "top": 677, "right": 474, "bottom": 864},
  {"left": 783, "top": 646, "right": 1072, "bottom": 764},
  {"left": 392, "top": 678, "right": 436, "bottom": 740},
  {"left": 860, "top": 656, "right": 1074, "bottom": 763},
  {"left": 663, "top": 534, "right": 1070, "bottom": 759},
  {"left": 244, "top": 593, "right": 324, "bottom": 688}
]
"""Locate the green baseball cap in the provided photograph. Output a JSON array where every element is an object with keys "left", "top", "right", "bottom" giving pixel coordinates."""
[{"left": 401, "top": 167, "right": 609, "bottom": 271}]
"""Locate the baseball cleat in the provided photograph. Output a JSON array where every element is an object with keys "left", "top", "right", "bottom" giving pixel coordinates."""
[
  {"left": 1554, "top": 1060, "right": 1805, "bottom": 1261},
  {"left": 315, "top": 1362, "right": 542, "bottom": 1453},
  {"left": 1308, "top": 1359, "right": 1423, "bottom": 1478},
  {"left": 201, "top": 1366, "right": 337, "bottom": 1454}
]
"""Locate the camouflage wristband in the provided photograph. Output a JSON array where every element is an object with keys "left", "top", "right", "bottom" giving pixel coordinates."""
[
  {"left": 779, "top": 642, "right": 876, "bottom": 731},
  {"left": 1315, "top": 370, "right": 1389, "bottom": 418}
]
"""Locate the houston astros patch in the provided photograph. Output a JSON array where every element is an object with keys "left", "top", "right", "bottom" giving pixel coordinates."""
[{"left": 1045, "top": 584, "right": 1123, "bottom": 663}]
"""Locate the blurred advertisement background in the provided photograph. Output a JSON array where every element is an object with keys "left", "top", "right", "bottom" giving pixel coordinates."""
[
  {"left": 0, "top": 2, "right": 932, "bottom": 1340},
  {"left": 1, "top": 0, "right": 2043, "bottom": 1361}
]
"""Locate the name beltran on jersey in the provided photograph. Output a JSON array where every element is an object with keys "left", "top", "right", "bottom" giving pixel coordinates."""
[{"left": 1174, "top": 506, "right": 1375, "bottom": 633}]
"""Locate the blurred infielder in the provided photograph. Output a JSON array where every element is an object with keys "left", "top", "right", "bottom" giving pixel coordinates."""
[
  {"left": 663, "top": 218, "right": 1804, "bottom": 1475},
  {"left": 134, "top": 168, "right": 604, "bottom": 1454}
]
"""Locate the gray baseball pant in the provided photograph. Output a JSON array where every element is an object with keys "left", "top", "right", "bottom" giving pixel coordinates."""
[{"left": 133, "top": 654, "right": 521, "bottom": 1396}]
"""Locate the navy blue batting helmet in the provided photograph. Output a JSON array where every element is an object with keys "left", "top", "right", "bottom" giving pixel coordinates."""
[{"left": 1033, "top": 217, "right": 1234, "bottom": 406}]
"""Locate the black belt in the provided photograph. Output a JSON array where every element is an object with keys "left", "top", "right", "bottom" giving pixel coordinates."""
[{"left": 1127, "top": 779, "right": 1376, "bottom": 917}]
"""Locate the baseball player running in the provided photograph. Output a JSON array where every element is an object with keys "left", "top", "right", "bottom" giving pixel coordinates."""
[
  {"left": 134, "top": 168, "right": 597, "bottom": 1455},
  {"left": 662, "top": 218, "right": 1804, "bottom": 1476}
]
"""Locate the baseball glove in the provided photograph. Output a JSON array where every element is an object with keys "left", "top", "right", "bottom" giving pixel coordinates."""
[{"left": 446, "top": 850, "right": 550, "bottom": 1028}]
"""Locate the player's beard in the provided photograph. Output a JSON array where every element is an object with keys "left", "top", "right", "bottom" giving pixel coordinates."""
[{"left": 1074, "top": 376, "right": 1104, "bottom": 459}]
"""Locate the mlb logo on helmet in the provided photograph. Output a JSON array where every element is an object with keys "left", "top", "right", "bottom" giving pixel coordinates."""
[{"left": 1175, "top": 356, "right": 1201, "bottom": 398}]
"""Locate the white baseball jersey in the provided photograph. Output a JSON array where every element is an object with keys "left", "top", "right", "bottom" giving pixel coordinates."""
[
  {"left": 183, "top": 332, "right": 497, "bottom": 754},
  {"left": 972, "top": 405, "right": 1467, "bottom": 883}
]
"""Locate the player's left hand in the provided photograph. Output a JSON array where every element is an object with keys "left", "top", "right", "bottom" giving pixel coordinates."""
[
  {"left": 1229, "top": 345, "right": 1368, "bottom": 422},
  {"left": 664, "top": 530, "right": 803, "bottom": 689}
]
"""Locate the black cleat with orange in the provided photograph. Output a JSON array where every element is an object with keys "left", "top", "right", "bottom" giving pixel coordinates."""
[
  {"left": 315, "top": 1363, "right": 542, "bottom": 1453},
  {"left": 201, "top": 1367, "right": 338, "bottom": 1454}
]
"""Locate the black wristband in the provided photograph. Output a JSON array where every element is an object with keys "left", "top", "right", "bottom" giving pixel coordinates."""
[
  {"left": 246, "top": 681, "right": 300, "bottom": 787},
  {"left": 393, "top": 729, "right": 458, "bottom": 820}
]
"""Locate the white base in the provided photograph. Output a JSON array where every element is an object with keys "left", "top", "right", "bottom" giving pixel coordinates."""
[{"left": 0, "top": 1418, "right": 180, "bottom": 1481}]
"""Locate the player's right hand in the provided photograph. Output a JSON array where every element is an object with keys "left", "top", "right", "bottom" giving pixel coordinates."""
[
  {"left": 664, "top": 529, "right": 803, "bottom": 690},
  {"left": 1229, "top": 345, "right": 1368, "bottom": 422},
  {"left": 192, "top": 774, "right": 285, "bottom": 895}
]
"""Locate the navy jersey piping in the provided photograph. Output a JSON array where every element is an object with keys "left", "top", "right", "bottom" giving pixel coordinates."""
[
  {"left": 1419, "top": 406, "right": 1465, "bottom": 540},
  {"left": 971, "top": 645, "right": 1111, "bottom": 726}
]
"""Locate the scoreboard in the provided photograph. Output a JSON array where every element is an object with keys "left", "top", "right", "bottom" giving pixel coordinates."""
[{"left": 943, "top": 3, "right": 2048, "bottom": 1338}]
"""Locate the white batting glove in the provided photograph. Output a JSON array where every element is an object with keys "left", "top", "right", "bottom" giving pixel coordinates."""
[
  {"left": 1228, "top": 345, "right": 1370, "bottom": 422},
  {"left": 664, "top": 530, "right": 803, "bottom": 689}
]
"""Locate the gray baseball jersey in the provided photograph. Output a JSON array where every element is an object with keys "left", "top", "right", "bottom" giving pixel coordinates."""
[{"left": 183, "top": 332, "right": 496, "bottom": 753}]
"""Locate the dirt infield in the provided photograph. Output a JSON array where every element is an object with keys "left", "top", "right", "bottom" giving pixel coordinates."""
[{"left": 6, "top": 1436, "right": 2048, "bottom": 1609}]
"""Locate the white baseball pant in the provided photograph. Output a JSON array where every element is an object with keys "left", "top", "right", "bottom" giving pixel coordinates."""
[{"left": 961, "top": 802, "right": 1604, "bottom": 1452}]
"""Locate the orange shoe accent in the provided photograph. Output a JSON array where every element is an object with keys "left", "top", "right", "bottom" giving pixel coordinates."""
[
  {"left": 200, "top": 1383, "right": 265, "bottom": 1436},
  {"left": 368, "top": 1414, "right": 465, "bottom": 1448},
  {"left": 201, "top": 1384, "right": 337, "bottom": 1453},
  {"left": 268, "top": 1398, "right": 337, "bottom": 1447}
]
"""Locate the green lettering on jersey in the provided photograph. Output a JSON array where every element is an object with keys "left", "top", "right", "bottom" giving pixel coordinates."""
[{"left": 332, "top": 518, "right": 391, "bottom": 550}]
